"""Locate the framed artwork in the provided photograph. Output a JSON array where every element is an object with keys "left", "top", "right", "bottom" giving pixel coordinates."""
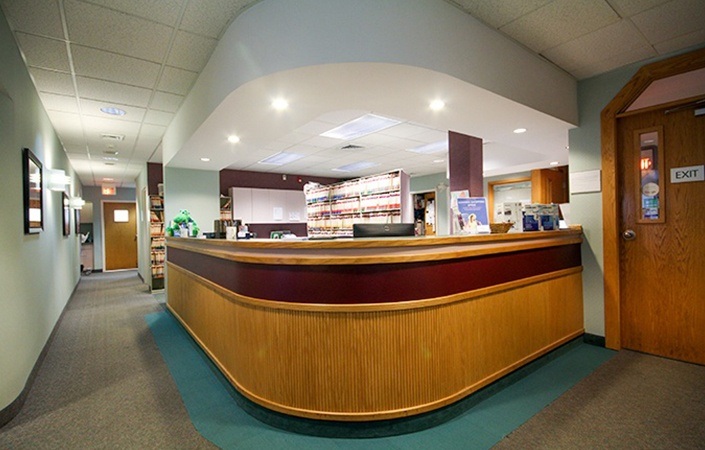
[
  {"left": 75, "top": 208, "right": 80, "bottom": 235},
  {"left": 23, "top": 148, "right": 43, "bottom": 234},
  {"left": 62, "top": 192, "right": 71, "bottom": 236}
]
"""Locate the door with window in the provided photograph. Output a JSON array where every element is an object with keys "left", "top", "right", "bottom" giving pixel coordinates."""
[
  {"left": 103, "top": 201, "right": 137, "bottom": 271},
  {"left": 618, "top": 105, "right": 705, "bottom": 364}
]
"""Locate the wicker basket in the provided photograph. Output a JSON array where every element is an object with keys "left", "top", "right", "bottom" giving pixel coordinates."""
[{"left": 489, "top": 222, "right": 514, "bottom": 234}]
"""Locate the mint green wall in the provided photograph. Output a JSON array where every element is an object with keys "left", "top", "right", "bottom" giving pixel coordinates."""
[
  {"left": 163, "top": 168, "right": 219, "bottom": 236},
  {"left": 410, "top": 172, "right": 450, "bottom": 235},
  {"left": 0, "top": 8, "right": 81, "bottom": 412}
]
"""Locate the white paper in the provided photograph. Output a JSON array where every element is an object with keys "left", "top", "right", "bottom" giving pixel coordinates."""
[
  {"left": 273, "top": 207, "right": 283, "bottom": 221},
  {"left": 570, "top": 170, "right": 601, "bottom": 194}
]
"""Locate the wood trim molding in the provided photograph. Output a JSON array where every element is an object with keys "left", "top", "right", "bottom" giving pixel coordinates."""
[{"left": 601, "top": 46, "right": 705, "bottom": 350}]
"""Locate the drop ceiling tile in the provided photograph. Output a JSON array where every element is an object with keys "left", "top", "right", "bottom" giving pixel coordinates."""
[
  {"left": 76, "top": 77, "right": 152, "bottom": 108},
  {"left": 71, "top": 45, "right": 161, "bottom": 88},
  {"left": 39, "top": 92, "right": 79, "bottom": 113},
  {"left": 499, "top": 0, "right": 620, "bottom": 52},
  {"left": 150, "top": 91, "right": 184, "bottom": 112},
  {"left": 79, "top": 0, "right": 184, "bottom": 26},
  {"left": 82, "top": 114, "right": 141, "bottom": 136},
  {"left": 139, "top": 123, "right": 167, "bottom": 137},
  {"left": 15, "top": 33, "right": 70, "bottom": 71},
  {"left": 64, "top": 0, "right": 173, "bottom": 63},
  {"left": 571, "top": 45, "right": 658, "bottom": 79},
  {"left": 79, "top": 98, "right": 146, "bottom": 122},
  {"left": 1, "top": 0, "right": 64, "bottom": 38},
  {"left": 144, "top": 110, "right": 174, "bottom": 126},
  {"left": 64, "top": 145, "right": 89, "bottom": 155},
  {"left": 157, "top": 66, "right": 198, "bottom": 95},
  {"left": 608, "top": 0, "right": 671, "bottom": 17},
  {"left": 133, "top": 135, "right": 162, "bottom": 158},
  {"left": 542, "top": 20, "right": 650, "bottom": 73},
  {"left": 29, "top": 68, "right": 76, "bottom": 95},
  {"left": 449, "top": 0, "right": 552, "bottom": 28},
  {"left": 631, "top": 0, "right": 705, "bottom": 45},
  {"left": 47, "top": 110, "right": 83, "bottom": 133},
  {"left": 654, "top": 29, "right": 705, "bottom": 55},
  {"left": 379, "top": 123, "right": 432, "bottom": 139},
  {"left": 180, "top": 0, "right": 251, "bottom": 38},
  {"left": 166, "top": 30, "right": 217, "bottom": 72}
]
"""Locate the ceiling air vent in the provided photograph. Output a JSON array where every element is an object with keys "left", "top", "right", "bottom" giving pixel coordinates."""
[
  {"left": 101, "top": 133, "right": 124, "bottom": 142},
  {"left": 340, "top": 144, "right": 364, "bottom": 150}
]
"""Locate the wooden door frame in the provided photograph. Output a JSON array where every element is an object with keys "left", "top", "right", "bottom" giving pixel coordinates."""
[
  {"left": 601, "top": 47, "right": 705, "bottom": 350},
  {"left": 101, "top": 200, "right": 138, "bottom": 272},
  {"left": 487, "top": 176, "right": 531, "bottom": 220}
]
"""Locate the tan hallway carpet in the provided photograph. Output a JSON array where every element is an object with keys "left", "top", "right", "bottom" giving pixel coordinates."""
[{"left": 0, "top": 271, "right": 215, "bottom": 449}]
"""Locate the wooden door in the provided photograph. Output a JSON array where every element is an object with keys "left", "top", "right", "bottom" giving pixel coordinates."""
[
  {"left": 618, "top": 106, "right": 705, "bottom": 364},
  {"left": 424, "top": 192, "right": 436, "bottom": 236},
  {"left": 104, "top": 202, "right": 137, "bottom": 270}
]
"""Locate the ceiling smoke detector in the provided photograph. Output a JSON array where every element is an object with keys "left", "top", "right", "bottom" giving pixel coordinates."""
[{"left": 101, "top": 133, "right": 124, "bottom": 142}]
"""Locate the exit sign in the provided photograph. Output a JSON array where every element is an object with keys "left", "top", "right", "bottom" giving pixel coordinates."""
[{"left": 670, "top": 165, "right": 704, "bottom": 183}]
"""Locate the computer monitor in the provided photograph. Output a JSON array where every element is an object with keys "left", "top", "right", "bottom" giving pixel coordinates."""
[{"left": 352, "top": 223, "right": 415, "bottom": 238}]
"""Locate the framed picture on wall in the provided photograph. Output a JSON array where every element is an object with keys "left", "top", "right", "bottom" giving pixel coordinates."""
[
  {"left": 23, "top": 148, "right": 43, "bottom": 234},
  {"left": 75, "top": 208, "right": 80, "bottom": 235},
  {"left": 62, "top": 192, "right": 70, "bottom": 236}
]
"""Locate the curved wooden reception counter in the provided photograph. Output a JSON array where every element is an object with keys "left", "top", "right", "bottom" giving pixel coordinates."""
[{"left": 165, "top": 228, "right": 584, "bottom": 422}]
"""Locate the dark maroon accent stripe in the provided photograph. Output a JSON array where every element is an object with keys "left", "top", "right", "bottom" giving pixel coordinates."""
[{"left": 167, "top": 244, "right": 581, "bottom": 305}]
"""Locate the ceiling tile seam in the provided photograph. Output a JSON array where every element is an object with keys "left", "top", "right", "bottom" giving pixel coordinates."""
[
  {"left": 120, "top": 0, "right": 192, "bottom": 182},
  {"left": 58, "top": 0, "right": 95, "bottom": 185},
  {"left": 77, "top": 0, "right": 181, "bottom": 29}
]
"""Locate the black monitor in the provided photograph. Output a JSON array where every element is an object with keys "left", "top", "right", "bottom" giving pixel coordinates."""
[{"left": 352, "top": 223, "right": 415, "bottom": 238}]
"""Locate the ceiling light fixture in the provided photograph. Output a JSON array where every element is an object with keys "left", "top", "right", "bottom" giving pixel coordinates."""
[
  {"left": 513, "top": 128, "right": 527, "bottom": 134},
  {"left": 103, "top": 150, "right": 119, "bottom": 155},
  {"left": 429, "top": 99, "right": 445, "bottom": 111},
  {"left": 332, "top": 161, "right": 378, "bottom": 172},
  {"left": 227, "top": 135, "right": 240, "bottom": 144},
  {"left": 200, "top": 157, "right": 211, "bottom": 162},
  {"left": 407, "top": 140, "right": 448, "bottom": 154},
  {"left": 258, "top": 152, "right": 304, "bottom": 165},
  {"left": 100, "top": 106, "right": 126, "bottom": 116},
  {"left": 103, "top": 156, "right": 118, "bottom": 161},
  {"left": 321, "top": 114, "right": 401, "bottom": 140},
  {"left": 103, "top": 177, "right": 114, "bottom": 182},
  {"left": 433, "top": 159, "right": 445, "bottom": 163},
  {"left": 271, "top": 98, "right": 289, "bottom": 110},
  {"left": 549, "top": 161, "right": 560, "bottom": 166}
]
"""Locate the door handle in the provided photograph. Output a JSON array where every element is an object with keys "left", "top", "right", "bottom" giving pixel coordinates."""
[{"left": 622, "top": 229, "right": 636, "bottom": 241}]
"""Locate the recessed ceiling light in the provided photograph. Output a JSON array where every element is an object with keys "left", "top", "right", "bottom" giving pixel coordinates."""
[
  {"left": 549, "top": 161, "right": 560, "bottom": 166},
  {"left": 271, "top": 98, "right": 289, "bottom": 110},
  {"left": 433, "top": 159, "right": 445, "bottom": 163},
  {"left": 332, "top": 161, "right": 378, "bottom": 172},
  {"left": 429, "top": 99, "right": 445, "bottom": 111},
  {"left": 513, "top": 128, "right": 527, "bottom": 134},
  {"left": 321, "top": 114, "right": 401, "bottom": 140},
  {"left": 103, "top": 177, "right": 114, "bottom": 181},
  {"left": 258, "top": 152, "right": 304, "bottom": 165},
  {"left": 227, "top": 135, "right": 240, "bottom": 144},
  {"left": 200, "top": 157, "right": 211, "bottom": 162},
  {"left": 407, "top": 140, "right": 448, "bottom": 154},
  {"left": 100, "top": 106, "right": 126, "bottom": 116},
  {"left": 103, "top": 156, "right": 119, "bottom": 161}
]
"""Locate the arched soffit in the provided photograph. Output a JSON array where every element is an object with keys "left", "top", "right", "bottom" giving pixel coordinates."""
[{"left": 164, "top": 0, "right": 576, "bottom": 164}]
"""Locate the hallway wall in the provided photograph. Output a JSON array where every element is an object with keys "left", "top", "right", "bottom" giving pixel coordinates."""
[{"left": 0, "top": 7, "right": 81, "bottom": 419}]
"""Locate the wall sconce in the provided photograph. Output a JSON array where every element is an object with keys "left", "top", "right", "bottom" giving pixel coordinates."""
[
  {"left": 69, "top": 196, "right": 85, "bottom": 209},
  {"left": 48, "top": 168, "right": 71, "bottom": 191}
]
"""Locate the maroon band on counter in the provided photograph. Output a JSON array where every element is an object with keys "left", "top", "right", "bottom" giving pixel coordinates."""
[{"left": 167, "top": 244, "right": 581, "bottom": 304}]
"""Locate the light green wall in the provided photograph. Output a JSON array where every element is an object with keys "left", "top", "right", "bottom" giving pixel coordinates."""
[
  {"left": 0, "top": 8, "right": 81, "bottom": 412},
  {"left": 163, "top": 168, "right": 220, "bottom": 235},
  {"left": 410, "top": 172, "right": 450, "bottom": 235},
  {"left": 134, "top": 168, "right": 151, "bottom": 288}
]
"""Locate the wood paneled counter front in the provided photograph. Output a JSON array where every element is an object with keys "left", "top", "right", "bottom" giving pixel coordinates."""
[{"left": 166, "top": 228, "right": 584, "bottom": 422}]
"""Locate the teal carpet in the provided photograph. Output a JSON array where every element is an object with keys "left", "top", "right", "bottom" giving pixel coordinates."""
[{"left": 145, "top": 311, "right": 614, "bottom": 449}]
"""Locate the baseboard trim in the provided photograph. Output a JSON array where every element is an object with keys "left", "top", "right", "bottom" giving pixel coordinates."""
[
  {"left": 0, "top": 281, "right": 79, "bottom": 428},
  {"left": 583, "top": 333, "right": 606, "bottom": 347}
]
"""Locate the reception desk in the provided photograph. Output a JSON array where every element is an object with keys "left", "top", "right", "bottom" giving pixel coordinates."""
[{"left": 166, "top": 228, "right": 583, "bottom": 422}]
